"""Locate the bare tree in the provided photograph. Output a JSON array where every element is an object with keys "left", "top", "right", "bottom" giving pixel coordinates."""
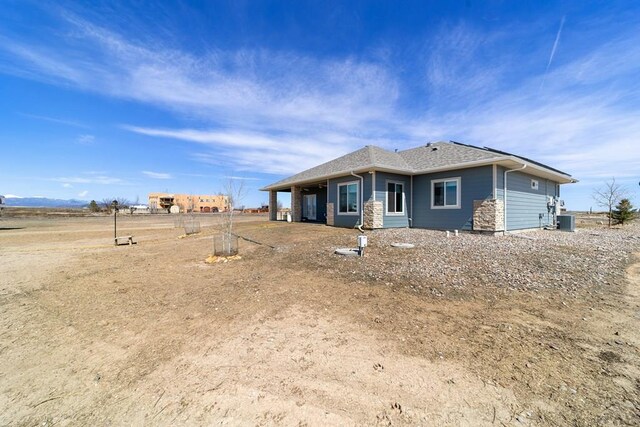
[
  {"left": 101, "top": 198, "right": 114, "bottom": 213},
  {"left": 592, "top": 178, "right": 627, "bottom": 227},
  {"left": 115, "top": 197, "right": 131, "bottom": 208},
  {"left": 101, "top": 197, "right": 131, "bottom": 214},
  {"left": 218, "top": 178, "right": 246, "bottom": 254}
]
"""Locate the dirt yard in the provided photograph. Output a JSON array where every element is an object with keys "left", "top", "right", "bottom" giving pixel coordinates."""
[{"left": 1, "top": 212, "right": 638, "bottom": 426}]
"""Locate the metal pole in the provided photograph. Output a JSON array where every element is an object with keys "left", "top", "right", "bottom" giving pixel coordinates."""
[{"left": 112, "top": 200, "right": 118, "bottom": 245}]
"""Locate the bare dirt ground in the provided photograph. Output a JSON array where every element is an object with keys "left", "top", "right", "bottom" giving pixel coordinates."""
[{"left": 0, "top": 212, "right": 638, "bottom": 426}]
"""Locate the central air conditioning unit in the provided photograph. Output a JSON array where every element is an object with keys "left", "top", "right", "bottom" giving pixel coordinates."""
[{"left": 557, "top": 214, "right": 575, "bottom": 232}]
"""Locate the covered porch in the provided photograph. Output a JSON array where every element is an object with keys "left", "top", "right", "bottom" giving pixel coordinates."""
[{"left": 268, "top": 181, "right": 328, "bottom": 224}]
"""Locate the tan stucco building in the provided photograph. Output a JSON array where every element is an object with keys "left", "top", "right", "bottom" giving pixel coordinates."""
[{"left": 148, "top": 193, "right": 228, "bottom": 213}]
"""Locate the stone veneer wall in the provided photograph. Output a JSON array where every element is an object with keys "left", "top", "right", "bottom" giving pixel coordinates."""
[
  {"left": 473, "top": 199, "right": 504, "bottom": 232},
  {"left": 291, "top": 186, "right": 302, "bottom": 222},
  {"left": 326, "top": 202, "right": 334, "bottom": 226},
  {"left": 269, "top": 190, "right": 277, "bottom": 221},
  {"left": 363, "top": 200, "right": 383, "bottom": 229}
]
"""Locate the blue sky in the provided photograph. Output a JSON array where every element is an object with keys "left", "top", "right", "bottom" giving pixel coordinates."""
[{"left": 1, "top": 0, "right": 638, "bottom": 209}]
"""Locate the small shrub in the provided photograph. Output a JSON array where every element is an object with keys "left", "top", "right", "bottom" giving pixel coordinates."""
[{"left": 611, "top": 199, "right": 635, "bottom": 225}]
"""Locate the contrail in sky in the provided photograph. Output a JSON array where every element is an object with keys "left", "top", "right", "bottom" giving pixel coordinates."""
[{"left": 540, "top": 15, "right": 566, "bottom": 90}]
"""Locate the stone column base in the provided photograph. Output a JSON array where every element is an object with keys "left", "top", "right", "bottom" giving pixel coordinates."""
[
  {"left": 363, "top": 200, "right": 383, "bottom": 229},
  {"left": 473, "top": 199, "right": 504, "bottom": 232},
  {"left": 291, "top": 186, "right": 302, "bottom": 222},
  {"left": 326, "top": 203, "right": 334, "bottom": 226},
  {"left": 269, "top": 190, "right": 277, "bottom": 221}
]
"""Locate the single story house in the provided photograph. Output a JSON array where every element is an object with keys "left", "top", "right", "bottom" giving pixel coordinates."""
[{"left": 261, "top": 141, "right": 576, "bottom": 233}]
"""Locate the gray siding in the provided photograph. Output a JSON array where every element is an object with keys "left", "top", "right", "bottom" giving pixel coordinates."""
[
  {"left": 325, "top": 166, "right": 561, "bottom": 231},
  {"left": 412, "top": 166, "right": 494, "bottom": 230},
  {"left": 328, "top": 174, "right": 372, "bottom": 228},
  {"left": 373, "top": 172, "right": 411, "bottom": 228},
  {"left": 502, "top": 169, "right": 558, "bottom": 230}
]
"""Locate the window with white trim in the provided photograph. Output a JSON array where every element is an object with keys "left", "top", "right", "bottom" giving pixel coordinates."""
[
  {"left": 431, "top": 177, "right": 461, "bottom": 209},
  {"left": 386, "top": 181, "right": 404, "bottom": 214},
  {"left": 338, "top": 181, "right": 359, "bottom": 214},
  {"left": 531, "top": 179, "right": 539, "bottom": 190}
]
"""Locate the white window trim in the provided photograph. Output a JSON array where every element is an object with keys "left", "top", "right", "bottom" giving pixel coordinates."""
[
  {"left": 431, "top": 177, "right": 461, "bottom": 209},
  {"left": 337, "top": 180, "right": 360, "bottom": 216},
  {"left": 385, "top": 180, "right": 405, "bottom": 216},
  {"left": 531, "top": 179, "right": 539, "bottom": 190}
]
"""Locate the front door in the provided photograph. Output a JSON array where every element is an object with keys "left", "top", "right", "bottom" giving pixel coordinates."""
[{"left": 303, "top": 194, "right": 317, "bottom": 220}]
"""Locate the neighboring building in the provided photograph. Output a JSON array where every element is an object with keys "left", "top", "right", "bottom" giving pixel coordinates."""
[
  {"left": 261, "top": 141, "right": 577, "bottom": 233},
  {"left": 130, "top": 204, "right": 150, "bottom": 214},
  {"left": 148, "top": 193, "right": 228, "bottom": 213}
]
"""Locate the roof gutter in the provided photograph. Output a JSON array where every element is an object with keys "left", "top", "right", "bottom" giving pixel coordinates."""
[
  {"left": 351, "top": 171, "right": 365, "bottom": 229},
  {"left": 503, "top": 163, "right": 527, "bottom": 233}
]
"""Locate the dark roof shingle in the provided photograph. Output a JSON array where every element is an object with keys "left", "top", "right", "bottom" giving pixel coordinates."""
[{"left": 262, "top": 141, "right": 572, "bottom": 190}]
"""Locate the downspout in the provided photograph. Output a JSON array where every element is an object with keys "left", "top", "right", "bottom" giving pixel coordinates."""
[
  {"left": 371, "top": 171, "right": 376, "bottom": 201},
  {"left": 351, "top": 171, "right": 365, "bottom": 228},
  {"left": 503, "top": 164, "right": 527, "bottom": 233},
  {"left": 410, "top": 175, "right": 413, "bottom": 228}
]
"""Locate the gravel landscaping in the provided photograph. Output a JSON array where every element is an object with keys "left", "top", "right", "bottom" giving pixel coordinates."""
[{"left": 292, "top": 221, "right": 640, "bottom": 297}]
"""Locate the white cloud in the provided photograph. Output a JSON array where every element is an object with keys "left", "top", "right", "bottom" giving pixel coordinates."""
[
  {"left": 142, "top": 170, "right": 172, "bottom": 179},
  {"left": 426, "top": 22, "right": 502, "bottom": 95},
  {"left": 132, "top": 126, "right": 380, "bottom": 174},
  {"left": 540, "top": 15, "right": 566, "bottom": 89},
  {"left": 52, "top": 175, "right": 124, "bottom": 185},
  {"left": 76, "top": 134, "right": 95, "bottom": 145},
  {"left": 0, "top": 12, "right": 400, "bottom": 136},
  {"left": 19, "top": 113, "right": 88, "bottom": 128},
  {"left": 223, "top": 176, "right": 261, "bottom": 181},
  {"left": 78, "top": 190, "right": 88, "bottom": 197},
  {"left": 62, "top": 183, "right": 73, "bottom": 188}
]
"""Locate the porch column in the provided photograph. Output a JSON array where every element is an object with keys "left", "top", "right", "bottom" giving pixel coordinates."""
[
  {"left": 269, "top": 190, "right": 277, "bottom": 221},
  {"left": 291, "top": 186, "right": 302, "bottom": 222}
]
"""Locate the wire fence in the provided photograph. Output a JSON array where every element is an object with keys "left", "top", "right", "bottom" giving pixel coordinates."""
[{"left": 213, "top": 234, "right": 238, "bottom": 256}]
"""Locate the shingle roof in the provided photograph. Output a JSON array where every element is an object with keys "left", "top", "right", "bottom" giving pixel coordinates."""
[
  {"left": 262, "top": 141, "right": 573, "bottom": 190},
  {"left": 263, "top": 145, "right": 411, "bottom": 189},
  {"left": 398, "top": 141, "right": 502, "bottom": 170}
]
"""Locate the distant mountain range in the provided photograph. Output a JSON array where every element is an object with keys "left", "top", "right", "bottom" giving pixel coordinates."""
[{"left": 2, "top": 196, "right": 89, "bottom": 208}]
